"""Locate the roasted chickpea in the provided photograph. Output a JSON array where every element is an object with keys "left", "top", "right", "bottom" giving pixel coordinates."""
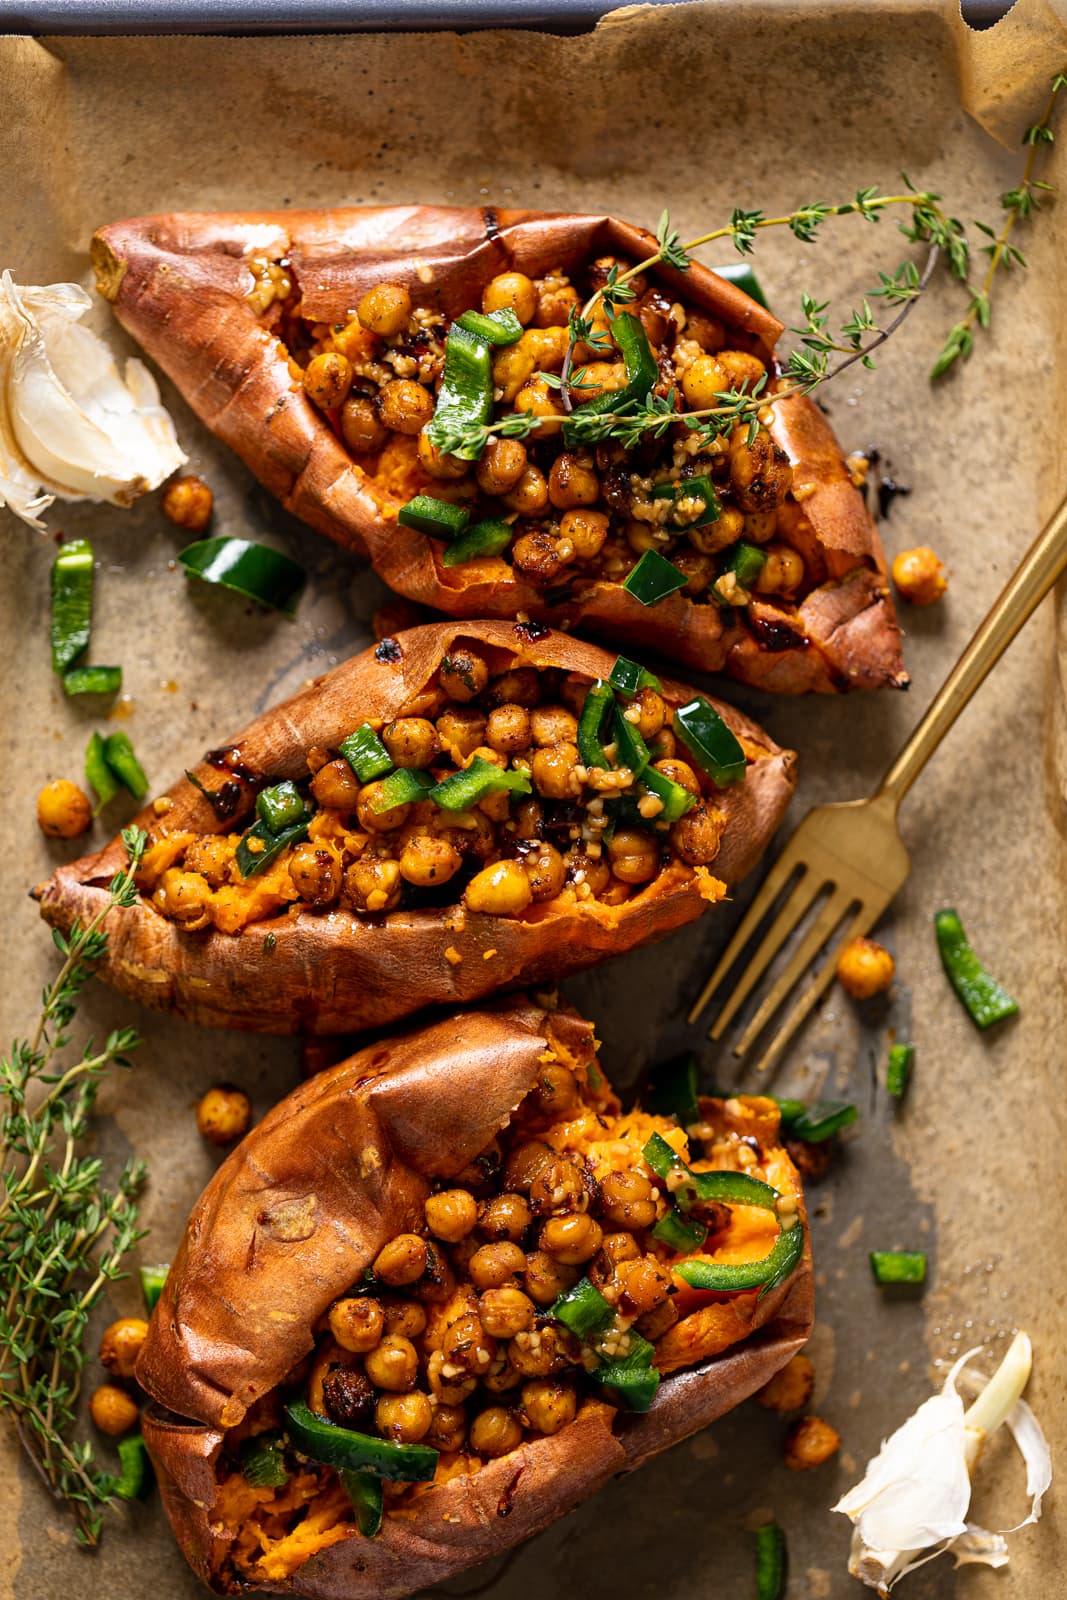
[
  {"left": 486, "top": 704, "right": 531, "bottom": 753},
  {"left": 730, "top": 429, "right": 793, "bottom": 513},
  {"left": 196, "top": 1084, "right": 251, "bottom": 1146},
  {"left": 892, "top": 546, "right": 947, "bottom": 606},
  {"left": 162, "top": 473, "right": 214, "bottom": 530},
  {"left": 565, "top": 849, "right": 611, "bottom": 898},
  {"left": 598, "top": 1169, "right": 657, "bottom": 1230},
  {"left": 383, "top": 717, "right": 439, "bottom": 769},
  {"left": 529, "top": 1157, "right": 587, "bottom": 1217},
  {"left": 589, "top": 255, "right": 647, "bottom": 298},
  {"left": 329, "top": 1296, "right": 384, "bottom": 1353},
  {"left": 478, "top": 1192, "right": 532, "bottom": 1242},
  {"left": 375, "top": 1391, "right": 432, "bottom": 1444},
  {"left": 364, "top": 1333, "right": 418, "bottom": 1392},
  {"left": 672, "top": 550, "right": 715, "bottom": 597},
  {"left": 478, "top": 1287, "right": 535, "bottom": 1339},
  {"left": 597, "top": 1231, "right": 642, "bottom": 1272},
  {"left": 303, "top": 351, "right": 353, "bottom": 410},
  {"left": 617, "top": 1255, "right": 673, "bottom": 1316},
  {"left": 373, "top": 1234, "right": 428, "bottom": 1287},
  {"left": 433, "top": 809, "right": 495, "bottom": 863},
  {"left": 624, "top": 519, "right": 659, "bottom": 557},
  {"left": 485, "top": 667, "right": 541, "bottom": 708},
  {"left": 577, "top": 361, "right": 627, "bottom": 400},
  {"left": 483, "top": 271, "right": 537, "bottom": 325},
  {"left": 717, "top": 349, "right": 767, "bottom": 390},
  {"left": 436, "top": 705, "right": 486, "bottom": 760},
  {"left": 341, "top": 394, "right": 387, "bottom": 455},
  {"left": 469, "top": 1241, "right": 526, "bottom": 1292},
  {"left": 503, "top": 1140, "right": 554, "bottom": 1192},
  {"left": 469, "top": 1405, "right": 523, "bottom": 1458},
  {"left": 680, "top": 354, "right": 728, "bottom": 411},
  {"left": 606, "top": 828, "right": 659, "bottom": 886},
  {"left": 785, "top": 1415, "right": 842, "bottom": 1471},
  {"left": 688, "top": 503, "right": 745, "bottom": 556},
  {"left": 619, "top": 688, "right": 663, "bottom": 742},
  {"left": 36, "top": 779, "right": 91, "bottom": 839},
  {"left": 548, "top": 451, "right": 600, "bottom": 510},
  {"left": 744, "top": 507, "right": 779, "bottom": 544},
  {"left": 439, "top": 648, "right": 489, "bottom": 703},
  {"left": 357, "top": 281, "right": 412, "bottom": 337},
  {"left": 289, "top": 840, "right": 343, "bottom": 907},
  {"left": 425, "top": 1188, "right": 478, "bottom": 1243},
  {"left": 511, "top": 526, "right": 572, "bottom": 581},
  {"left": 753, "top": 543, "right": 805, "bottom": 595},
  {"left": 322, "top": 1366, "right": 376, "bottom": 1429},
  {"left": 89, "top": 1383, "right": 138, "bottom": 1437},
  {"left": 653, "top": 757, "right": 700, "bottom": 795},
  {"left": 523, "top": 1249, "right": 579, "bottom": 1305},
  {"left": 530, "top": 743, "right": 578, "bottom": 801},
  {"left": 99, "top": 1317, "right": 149, "bottom": 1380},
  {"left": 492, "top": 344, "right": 537, "bottom": 403},
  {"left": 507, "top": 1323, "right": 576, "bottom": 1378},
  {"left": 381, "top": 1299, "right": 428, "bottom": 1339},
  {"left": 402, "top": 832, "right": 463, "bottom": 895},
  {"left": 555, "top": 507, "right": 607, "bottom": 562},
  {"left": 442, "top": 1311, "right": 497, "bottom": 1376},
  {"left": 152, "top": 868, "right": 213, "bottom": 926},
  {"left": 522, "top": 841, "right": 566, "bottom": 902},
  {"left": 356, "top": 781, "right": 411, "bottom": 833},
  {"left": 526, "top": 706, "right": 574, "bottom": 747},
  {"left": 344, "top": 857, "right": 402, "bottom": 915},
  {"left": 464, "top": 860, "right": 532, "bottom": 917},
  {"left": 425, "top": 1401, "right": 468, "bottom": 1451},
  {"left": 502, "top": 465, "right": 550, "bottom": 517},
  {"left": 534, "top": 272, "right": 579, "bottom": 327},
  {"left": 520, "top": 326, "right": 570, "bottom": 371},
  {"left": 599, "top": 877, "right": 631, "bottom": 907},
  {"left": 648, "top": 727, "right": 676, "bottom": 761},
  {"left": 183, "top": 834, "right": 234, "bottom": 888},
  {"left": 539, "top": 1213, "right": 603, "bottom": 1265},
  {"left": 533, "top": 1062, "right": 578, "bottom": 1116},
  {"left": 416, "top": 427, "right": 469, "bottom": 480},
  {"left": 670, "top": 801, "right": 725, "bottom": 867},
  {"left": 836, "top": 937, "right": 895, "bottom": 999},
  {"left": 311, "top": 757, "right": 361, "bottom": 810},
  {"left": 522, "top": 1378, "right": 577, "bottom": 1436},
  {"left": 378, "top": 379, "right": 434, "bottom": 435},
  {"left": 476, "top": 436, "right": 527, "bottom": 495},
  {"left": 427, "top": 1348, "right": 478, "bottom": 1405},
  {"left": 757, "top": 1353, "right": 815, "bottom": 1413}
]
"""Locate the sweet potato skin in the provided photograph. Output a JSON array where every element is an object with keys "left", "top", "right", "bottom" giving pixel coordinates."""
[
  {"left": 35, "top": 621, "right": 796, "bottom": 1035},
  {"left": 90, "top": 204, "right": 904, "bottom": 692},
  {"left": 137, "top": 1002, "right": 814, "bottom": 1598}
]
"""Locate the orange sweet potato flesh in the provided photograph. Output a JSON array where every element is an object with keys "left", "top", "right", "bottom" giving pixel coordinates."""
[
  {"left": 136, "top": 1000, "right": 814, "bottom": 1598},
  {"left": 34, "top": 621, "right": 796, "bottom": 1035},
  {"left": 90, "top": 204, "right": 905, "bottom": 693}
]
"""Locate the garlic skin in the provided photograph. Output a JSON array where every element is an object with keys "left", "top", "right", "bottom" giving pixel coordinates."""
[{"left": 0, "top": 272, "right": 185, "bottom": 529}]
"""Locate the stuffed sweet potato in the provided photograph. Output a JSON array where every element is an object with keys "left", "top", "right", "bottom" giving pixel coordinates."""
[
  {"left": 137, "top": 999, "right": 814, "bottom": 1597},
  {"left": 35, "top": 621, "right": 795, "bottom": 1035},
  {"left": 90, "top": 204, "right": 904, "bottom": 693}
]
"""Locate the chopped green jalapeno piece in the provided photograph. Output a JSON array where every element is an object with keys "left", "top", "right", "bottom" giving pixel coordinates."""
[
  {"left": 429, "top": 756, "right": 531, "bottom": 811},
  {"left": 773, "top": 1098, "right": 806, "bottom": 1130},
  {"left": 786, "top": 1100, "right": 857, "bottom": 1143},
  {"left": 256, "top": 780, "right": 307, "bottom": 833},
  {"left": 651, "top": 473, "right": 721, "bottom": 529},
  {"left": 934, "top": 908, "right": 1018, "bottom": 1029},
  {"left": 85, "top": 732, "right": 119, "bottom": 813},
  {"left": 647, "top": 1051, "right": 700, "bottom": 1127},
  {"left": 178, "top": 536, "right": 306, "bottom": 617},
  {"left": 455, "top": 308, "right": 523, "bottom": 346},
  {"left": 431, "top": 325, "right": 494, "bottom": 460},
  {"left": 591, "top": 1332, "right": 661, "bottom": 1413},
  {"left": 340, "top": 1469, "right": 384, "bottom": 1537},
  {"left": 284, "top": 1401, "right": 438, "bottom": 1482},
  {"left": 51, "top": 538, "right": 94, "bottom": 674},
  {"left": 673, "top": 697, "right": 747, "bottom": 786},
  {"left": 114, "top": 1433, "right": 151, "bottom": 1501},
  {"left": 623, "top": 549, "right": 689, "bottom": 607},
  {"left": 139, "top": 1263, "right": 169, "bottom": 1314},
  {"left": 887, "top": 1042, "right": 915, "bottom": 1100},
  {"left": 371, "top": 768, "right": 435, "bottom": 812},
  {"left": 611, "top": 705, "right": 650, "bottom": 778},
  {"left": 711, "top": 261, "right": 770, "bottom": 310},
  {"left": 236, "top": 811, "right": 310, "bottom": 879},
  {"left": 440, "top": 516, "right": 513, "bottom": 567},
  {"left": 550, "top": 1276, "right": 615, "bottom": 1339},
  {"left": 608, "top": 655, "right": 663, "bottom": 697},
  {"left": 62, "top": 665, "right": 122, "bottom": 697},
  {"left": 564, "top": 312, "right": 658, "bottom": 443},
  {"left": 755, "top": 1522, "right": 787, "bottom": 1600},
  {"left": 869, "top": 1250, "right": 927, "bottom": 1286},
  {"left": 652, "top": 1206, "right": 708, "bottom": 1254},
  {"left": 103, "top": 732, "right": 149, "bottom": 800},
  {"left": 638, "top": 764, "right": 696, "bottom": 823},
  {"left": 720, "top": 540, "right": 768, "bottom": 591},
  {"left": 677, "top": 1220, "right": 805, "bottom": 1298},
  {"left": 240, "top": 1432, "right": 290, "bottom": 1489},
  {"left": 397, "top": 494, "right": 471, "bottom": 542},
  {"left": 338, "top": 724, "right": 393, "bottom": 783},
  {"left": 643, "top": 1132, "right": 780, "bottom": 1211},
  {"left": 576, "top": 680, "right": 615, "bottom": 769}
]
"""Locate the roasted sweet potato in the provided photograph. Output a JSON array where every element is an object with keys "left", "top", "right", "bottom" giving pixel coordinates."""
[
  {"left": 35, "top": 621, "right": 795, "bottom": 1035},
  {"left": 90, "top": 205, "right": 905, "bottom": 693},
  {"left": 137, "top": 999, "right": 814, "bottom": 1597}
]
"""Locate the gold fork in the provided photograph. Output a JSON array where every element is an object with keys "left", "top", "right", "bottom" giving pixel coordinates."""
[{"left": 688, "top": 488, "right": 1067, "bottom": 1074}]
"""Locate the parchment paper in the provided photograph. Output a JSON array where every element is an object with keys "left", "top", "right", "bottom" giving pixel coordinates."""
[{"left": 1, "top": 3, "right": 1065, "bottom": 1596}]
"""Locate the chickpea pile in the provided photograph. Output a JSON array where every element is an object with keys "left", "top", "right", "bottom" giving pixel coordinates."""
[
  {"left": 144, "top": 649, "right": 732, "bottom": 935},
  {"left": 288, "top": 261, "right": 806, "bottom": 609}
]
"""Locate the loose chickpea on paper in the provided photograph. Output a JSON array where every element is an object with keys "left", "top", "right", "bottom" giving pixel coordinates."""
[
  {"left": 196, "top": 1084, "right": 252, "bottom": 1146},
  {"left": 892, "top": 546, "right": 947, "bottom": 606},
  {"left": 756, "top": 1352, "right": 816, "bottom": 1413},
  {"left": 837, "top": 936, "right": 895, "bottom": 999},
  {"left": 89, "top": 1382, "right": 139, "bottom": 1437},
  {"left": 99, "top": 1316, "right": 150, "bottom": 1380},
  {"left": 36, "top": 779, "right": 92, "bottom": 840},
  {"left": 162, "top": 473, "right": 214, "bottom": 531},
  {"left": 784, "top": 1414, "right": 842, "bottom": 1470}
]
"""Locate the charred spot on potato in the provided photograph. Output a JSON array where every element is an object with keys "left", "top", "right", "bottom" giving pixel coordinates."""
[{"left": 375, "top": 637, "right": 403, "bottom": 664}]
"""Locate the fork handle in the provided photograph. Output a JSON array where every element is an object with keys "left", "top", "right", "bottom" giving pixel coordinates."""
[{"left": 877, "top": 488, "right": 1067, "bottom": 808}]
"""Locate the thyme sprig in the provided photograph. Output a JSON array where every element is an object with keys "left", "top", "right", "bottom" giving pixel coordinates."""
[{"left": 1, "top": 826, "right": 148, "bottom": 1545}]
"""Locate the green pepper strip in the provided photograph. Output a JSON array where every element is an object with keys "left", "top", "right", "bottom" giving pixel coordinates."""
[
  {"left": 431, "top": 325, "right": 494, "bottom": 461},
  {"left": 550, "top": 1276, "right": 615, "bottom": 1340},
  {"left": 563, "top": 312, "right": 659, "bottom": 444},
  {"left": 103, "top": 732, "right": 149, "bottom": 800},
  {"left": 611, "top": 705, "right": 650, "bottom": 779},
  {"left": 651, "top": 473, "right": 721, "bottom": 529},
  {"left": 285, "top": 1402, "right": 438, "bottom": 1482},
  {"left": 440, "top": 517, "right": 513, "bottom": 568},
  {"left": 397, "top": 494, "right": 472, "bottom": 542},
  {"left": 256, "top": 780, "right": 307, "bottom": 833},
  {"left": 773, "top": 1099, "right": 805, "bottom": 1129},
  {"left": 85, "top": 732, "right": 119, "bottom": 814},
  {"left": 623, "top": 549, "right": 689, "bottom": 607},
  {"left": 608, "top": 655, "right": 662, "bottom": 697},
  {"left": 652, "top": 1206, "right": 708, "bottom": 1254},
  {"left": 51, "top": 539, "right": 94, "bottom": 674},
  {"left": 647, "top": 1052, "right": 700, "bottom": 1127},
  {"left": 429, "top": 755, "right": 531, "bottom": 811},
  {"left": 711, "top": 261, "right": 770, "bottom": 310},
  {"left": 591, "top": 1332, "right": 661, "bottom": 1413},
  {"left": 639, "top": 765, "right": 696, "bottom": 823},
  {"left": 886, "top": 1042, "right": 915, "bottom": 1100},
  {"left": 720, "top": 540, "right": 768, "bottom": 590},
  {"left": 673, "top": 697, "right": 747, "bottom": 787},
  {"left": 63, "top": 665, "right": 122, "bottom": 697},
  {"left": 455, "top": 308, "right": 523, "bottom": 346},
  {"left": 676, "top": 1220, "right": 805, "bottom": 1299},
  {"left": 178, "top": 537, "right": 306, "bottom": 617},
  {"left": 114, "top": 1432, "right": 151, "bottom": 1501},
  {"left": 139, "top": 1263, "right": 169, "bottom": 1314},
  {"left": 576, "top": 680, "right": 615, "bottom": 769},
  {"left": 240, "top": 1432, "right": 290, "bottom": 1489},
  {"left": 755, "top": 1522, "right": 787, "bottom": 1600},
  {"left": 643, "top": 1132, "right": 780, "bottom": 1211},
  {"left": 236, "top": 811, "right": 311, "bottom": 879},
  {"left": 869, "top": 1250, "right": 927, "bottom": 1285},
  {"left": 934, "top": 908, "right": 1018, "bottom": 1029},
  {"left": 785, "top": 1100, "right": 858, "bottom": 1143},
  {"left": 338, "top": 724, "right": 393, "bottom": 784},
  {"left": 340, "top": 1469, "right": 384, "bottom": 1537},
  {"left": 371, "top": 768, "right": 435, "bottom": 813}
]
